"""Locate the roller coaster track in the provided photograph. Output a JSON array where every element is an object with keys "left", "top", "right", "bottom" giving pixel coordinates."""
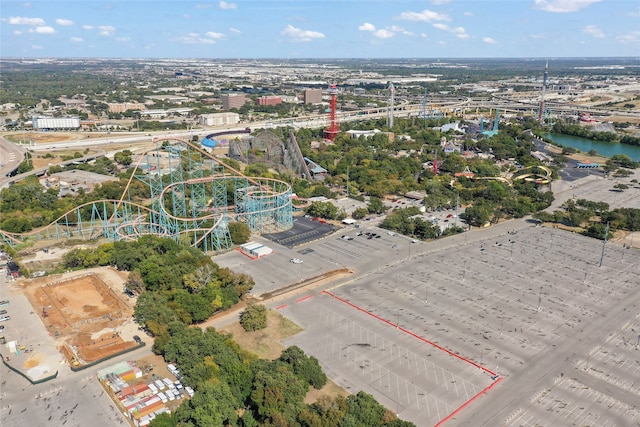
[
  {"left": 472, "top": 165, "right": 553, "bottom": 187},
  {"left": 0, "top": 136, "right": 295, "bottom": 252}
]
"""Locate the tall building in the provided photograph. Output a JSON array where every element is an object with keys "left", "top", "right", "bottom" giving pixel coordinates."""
[
  {"left": 257, "top": 96, "right": 282, "bottom": 106},
  {"left": 303, "top": 89, "right": 323, "bottom": 104},
  {"left": 222, "top": 94, "right": 247, "bottom": 110}
]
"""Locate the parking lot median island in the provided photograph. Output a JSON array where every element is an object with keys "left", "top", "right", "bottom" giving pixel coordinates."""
[{"left": 259, "top": 268, "right": 352, "bottom": 301}]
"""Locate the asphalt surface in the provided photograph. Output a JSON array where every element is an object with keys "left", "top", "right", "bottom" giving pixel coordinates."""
[
  {"left": 0, "top": 137, "right": 26, "bottom": 178},
  {"left": 260, "top": 217, "right": 640, "bottom": 426}
]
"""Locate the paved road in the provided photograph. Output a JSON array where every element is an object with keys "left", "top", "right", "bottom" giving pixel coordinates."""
[{"left": 0, "top": 137, "right": 26, "bottom": 178}]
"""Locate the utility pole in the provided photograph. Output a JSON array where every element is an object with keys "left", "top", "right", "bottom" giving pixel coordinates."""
[
  {"left": 599, "top": 221, "right": 609, "bottom": 267},
  {"left": 346, "top": 165, "right": 350, "bottom": 198}
]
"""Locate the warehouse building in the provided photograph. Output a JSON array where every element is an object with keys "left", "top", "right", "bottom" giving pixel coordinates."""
[{"left": 32, "top": 116, "right": 81, "bottom": 130}]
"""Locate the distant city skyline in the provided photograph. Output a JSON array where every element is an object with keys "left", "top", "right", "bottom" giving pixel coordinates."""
[{"left": 2, "top": 0, "right": 639, "bottom": 59}]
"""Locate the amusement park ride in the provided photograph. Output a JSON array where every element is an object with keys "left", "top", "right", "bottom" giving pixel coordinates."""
[{"left": 0, "top": 137, "right": 296, "bottom": 253}]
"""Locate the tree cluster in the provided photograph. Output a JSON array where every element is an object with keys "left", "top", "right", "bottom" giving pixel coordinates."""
[
  {"left": 534, "top": 198, "right": 640, "bottom": 239},
  {"left": 151, "top": 321, "right": 410, "bottom": 427}
]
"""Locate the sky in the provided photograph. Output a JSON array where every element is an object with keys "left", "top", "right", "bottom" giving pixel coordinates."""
[{"left": 1, "top": 0, "right": 639, "bottom": 59}]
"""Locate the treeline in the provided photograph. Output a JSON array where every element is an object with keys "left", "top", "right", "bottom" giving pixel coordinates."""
[
  {"left": 460, "top": 179, "right": 555, "bottom": 227},
  {"left": 552, "top": 122, "right": 640, "bottom": 147},
  {"left": 534, "top": 198, "right": 640, "bottom": 239}
]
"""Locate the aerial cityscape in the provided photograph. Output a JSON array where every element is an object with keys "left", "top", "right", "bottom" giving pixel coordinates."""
[{"left": 1, "top": 1, "right": 640, "bottom": 427}]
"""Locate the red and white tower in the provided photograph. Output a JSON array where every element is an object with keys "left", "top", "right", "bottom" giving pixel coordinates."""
[{"left": 324, "top": 84, "right": 339, "bottom": 141}]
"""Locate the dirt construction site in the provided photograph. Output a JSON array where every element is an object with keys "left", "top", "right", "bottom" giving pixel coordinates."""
[{"left": 19, "top": 268, "right": 139, "bottom": 368}]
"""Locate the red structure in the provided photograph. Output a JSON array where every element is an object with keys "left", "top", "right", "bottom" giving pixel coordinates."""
[
  {"left": 432, "top": 149, "right": 439, "bottom": 175},
  {"left": 324, "top": 85, "right": 339, "bottom": 141}
]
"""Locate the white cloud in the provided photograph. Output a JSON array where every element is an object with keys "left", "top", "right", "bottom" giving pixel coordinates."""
[
  {"left": 583, "top": 25, "right": 604, "bottom": 38},
  {"left": 195, "top": 3, "right": 213, "bottom": 8},
  {"left": 431, "top": 0, "right": 452, "bottom": 4},
  {"left": 464, "top": 11, "right": 473, "bottom": 16},
  {"left": 358, "top": 22, "right": 376, "bottom": 32},
  {"left": 534, "top": 0, "right": 601, "bottom": 13},
  {"left": 219, "top": 1, "right": 237, "bottom": 10},
  {"left": 432, "top": 23, "right": 469, "bottom": 39},
  {"left": 204, "top": 31, "right": 225, "bottom": 39},
  {"left": 281, "top": 25, "right": 325, "bottom": 42},
  {"left": 30, "top": 26, "right": 56, "bottom": 34},
  {"left": 83, "top": 25, "right": 94, "bottom": 30},
  {"left": 14, "top": 30, "right": 23, "bottom": 35},
  {"left": 176, "top": 32, "right": 222, "bottom": 44},
  {"left": 55, "top": 18, "right": 73, "bottom": 26},
  {"left": 8, "top": 16, "right": 45, "bottom": 25},
  {"left": 483, "top": 37, "right": 497, "bottom": 44},
  {"left": 617, "top": 31, "right": 640, "bottom": 44},
  {"left": 70, "top": 36, "right": 83, "bottom": 42},
  {"left": 229, "top": 28, "right": 241, "bottom": 34},
  {"left": 116, "top": 36, "right": 131, "bottom": 42},
  {"left": 374, "top": 29, "right": 394, "bottom": 39},
  {"left": 31, "top": 44, "right": 43, "bottom": 50},
  {"left": 399, "top": 9, "right": 450, "bottom": 22},
  {"left": 452, "top": 26, "right": 467, "bottom": 35},
  {"left": 98, "top": 25, "right": 115, "bottom": 36}
]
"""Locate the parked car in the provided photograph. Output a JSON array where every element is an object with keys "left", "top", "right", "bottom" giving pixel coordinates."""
[
  {"left": 0, "top": 310, "right": 6, "bottom": 315},
  {"left": 0, "top": 316, "right": 10, "bottom": 322},
  {"left": 290, "top": 258, "right": 303, "bottom": 264}
]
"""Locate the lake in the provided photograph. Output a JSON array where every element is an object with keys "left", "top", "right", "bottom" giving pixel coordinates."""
[{"left": 545, "top": 133, "right": 640, "bottom": 161}]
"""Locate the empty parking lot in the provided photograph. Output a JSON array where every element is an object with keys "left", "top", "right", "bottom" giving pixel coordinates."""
[{"left": 265, "top": 220, "right": 640, "bottom": 426}]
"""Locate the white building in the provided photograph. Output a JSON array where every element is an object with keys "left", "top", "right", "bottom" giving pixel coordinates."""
[
  {"left": 32, "top": 116, "right": 80, "bottom": 129},
  {"left": 199, "top": 112, "right": 240, "bottom": 126}
]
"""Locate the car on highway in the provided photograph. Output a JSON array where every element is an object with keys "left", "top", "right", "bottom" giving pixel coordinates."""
[
  {"left": 0, "top": 316, "right": 10, "bottom": 322},
  {"left": 290, "top": 258, "right": 303, "bottom": 264}
]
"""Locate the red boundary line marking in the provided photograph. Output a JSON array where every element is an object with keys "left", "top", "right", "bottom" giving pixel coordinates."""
[
  {"left": 434, "top": 377, "right": 503, "bottom": 427},
  {"left": 275, "top": 304, "right": 288, "bottom": 310},
  {"left": 320, "top": 290, "right": 502, "bottom": 427},
  {"left": 295, "top": 295, "right": 313, "bottom": 303}
]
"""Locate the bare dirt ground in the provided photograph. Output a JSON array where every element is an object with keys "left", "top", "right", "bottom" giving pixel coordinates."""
[
  {"left": 219, "top": 310, "right": 302, "bottom": 360},
  {"left": 19, "top": 267, "right": 138, "bottom": 366}
]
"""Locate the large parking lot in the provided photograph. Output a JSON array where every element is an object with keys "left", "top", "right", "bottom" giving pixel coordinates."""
[{"left": 244, "top": 217, "right": 640, "bottom": 426}]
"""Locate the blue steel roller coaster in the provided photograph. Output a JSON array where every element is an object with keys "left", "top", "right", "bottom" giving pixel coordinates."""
[{"left": 0, "top": 136, "right": 294, "bottom": 253}]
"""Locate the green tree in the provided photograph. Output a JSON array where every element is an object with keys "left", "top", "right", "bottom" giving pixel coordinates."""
[
  {"left": 228, "top": 222, "right": 251, "bottom": 244},
  {"left": 241, "top": 303, "right": 267, "bottom": 331},
  {"left": 367, "top": 197, "right": 386, "bottom": 214},
  {"left": 250, "top": 362, "right": 307, "bottom": 423},
  {"left": 352, "top": 207, "right": 369, "bottom": 219},
  {"left": 279, "top": 346, "right": 327, "bottom": 389}
]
